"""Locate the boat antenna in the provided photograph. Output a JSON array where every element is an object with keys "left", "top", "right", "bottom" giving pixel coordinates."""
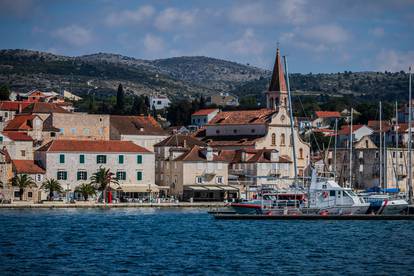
[
  {"left": 408, "top": 66, "right": 413, "bottom": 203},
  {"left": 283, "top": 55, "right": 298, "bottom": 186},
  {"left": 395, "top": 101, "right": 399, "bottom": 190},
  {"left": 379, "top": 101, "right": 383, "bottom": 189},
  {"left": 349, "top": 108, "right": 353, "bottom": 189},
  {"left": 333, "top": 118, "right": 338, "bottom": 181}
]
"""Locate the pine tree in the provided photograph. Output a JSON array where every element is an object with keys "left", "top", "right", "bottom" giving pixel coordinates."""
[
  {"left": 0, "top": 84, "right": 10, "bottom": 101},
  {"left": 116, "top": 83, "right": 125, "bottom": 114}
]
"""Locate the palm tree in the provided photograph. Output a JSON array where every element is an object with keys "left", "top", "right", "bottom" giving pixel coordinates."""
[
  {"left": 41, "top": 178, "right": 63, "bottom": 201},
  {"left": 75, "top": 183, "right": 96, "bottom": 201},
  {"left": 90, "top": 167, "right": 119, "bottom": 203},
  {"left": 11, "top": 174, "right": 36, "bottom": 201}
]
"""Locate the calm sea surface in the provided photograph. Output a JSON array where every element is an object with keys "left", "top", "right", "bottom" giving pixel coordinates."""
[{"left": 0, "top": 208, "right": 413, "bottom": 275}]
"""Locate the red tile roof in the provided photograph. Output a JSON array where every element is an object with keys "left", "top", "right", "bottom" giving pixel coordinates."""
[
  {"left": 208, "top": 109, "right": 276, "bottom": 125},
  {"left": 174, "top": 145, "right": 226, "bottom": 162},
  {"left": 21, "top": 102, "right": 70, "bottom": 114},
  {"left": 2, "top": 131, "right": 33, "bottom": 141},
  {"left": 110, "top": 115, "right": 167, "bottom": 136},
  {"left": 37, "top": 139, "right": 151, "bottom": 153},
  {"left": 4, "top": 114, "right": 39, "bottom": 131},
  {"left": 154, "top": 134, "right": 206, "bottom": 147},
  {"left": 12, "top": 160, "right": 45, "bottom": 174},
  {"left": 192, "top": 108, "right": 219, "bottom": 116},
  {"left": 337, "top": 124, "right": 366, "bottom": 135},
  {"left": 315, "top": 111, "right": 341, "bottom": 118},
  {"left": 0, "top": 101, "right": 31, "bottom": 111},
  {"left": 367, "top": 120, "right": 391, "bottom": 132},
  {"left": 218, "top": 149, "right": 291, "bottom": 163}
]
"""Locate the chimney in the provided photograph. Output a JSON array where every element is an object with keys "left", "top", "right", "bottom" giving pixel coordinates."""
[
  {"left": 183, "top": 138, "right": 187, "bottom": 149},
  {"left": 205, "top": 147, "right": 213, "bottom": 161},
  {"left": 241, "top": 150, "right": 247, "bottom": 162},
  {"left": 270, "top": 150, "right": 279, "bottom": 162}
]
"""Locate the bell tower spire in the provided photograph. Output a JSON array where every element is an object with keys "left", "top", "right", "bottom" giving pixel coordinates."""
[{"left": 266, "top": 47, "right": 288, "bottom": 110}]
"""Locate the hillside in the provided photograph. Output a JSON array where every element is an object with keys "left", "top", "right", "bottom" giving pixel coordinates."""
[{"left": 0, "top": 49, "right": 410, "bottom": 103}]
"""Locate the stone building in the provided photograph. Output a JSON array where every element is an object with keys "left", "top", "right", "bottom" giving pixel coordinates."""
[
  {"left": 35, "top": 140, "right": 156, "bottom": 200},
  {"left": 110, "top": 115, "right": 168, "bottom": 151}
]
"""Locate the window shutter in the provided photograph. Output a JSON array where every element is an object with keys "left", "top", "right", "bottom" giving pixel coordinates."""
[
  {"left": 59, "top": 154, "right": 65, "bottom": 163},
  {"left": 119, "top": 155, "right": 124, "bottom": 164},
  {"left": 137, "top": 171, "right": 143, "bottom": 181},
  {"left": 80, "top": 155, "right": 85, "bottom": 164},
  {"left": 137, "top": 155, "right": 142, "bottom": 164}
]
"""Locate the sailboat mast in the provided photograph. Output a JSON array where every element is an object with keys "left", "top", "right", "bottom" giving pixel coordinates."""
[
  {"left": 395, "top": 101, "right": 399, "bottom": 190},
  {"left": 283, "top": 56, "right": 298, "bottom": 185},
  {"left": 349, "top": 108, "right": 353, "bottom": 189},
  {"left": 334, "top": 118, "right": 338, "bottom": 181},
  {"left": 380, "top": 101, "right": 383, "bottom": 189},
  {"left": 408, "top": 67, "right": 412, "bottom": 202}
]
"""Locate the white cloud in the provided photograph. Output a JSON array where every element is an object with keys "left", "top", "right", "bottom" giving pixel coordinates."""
[
  {"left": 228, "top": 28, "right": 264, "bottom": 55},
  {"left": 154, "top": 8, "right": 197, "bottom": 31},
  {"left": 228, "top": 0, "right": 311, "bottom": 26},
  {"left": 143, "top": 34, "right": 165, "bottom": 53},
  {"left": 303, "top": 25, "right": 349, "bottom": 44},
  {"left": 53, "top": 25, "right": 93, "bottom": 47},
  {"left": 371, "top": 27, "right": 385, "bottom": 37},
  {"left": 375, "top": 49, "right": 414, "bottom": 72},
  {"left": 106, "top": 5, "right": 155, "bottom": 26}
]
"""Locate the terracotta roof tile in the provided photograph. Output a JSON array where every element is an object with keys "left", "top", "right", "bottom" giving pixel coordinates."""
[
  {"left": 110, "top": 115, "right": 167, "bottom": 136},
  {"left": 337, "top": 124, "right": 365, "bottom": 135},
  {"left": 21, "top": 102, "right": 70, "bottom": 114},
  {"left": 0, "top": 101, "right": 31, "bottom": 111},
  {"left": 12, "top": 160, "right": 45, "bottom": 174},
  {"left": 154, "top": 134, "right": 206, "bottom": 147},
  {"left": 37, "top": 140, "right": 151, "bottom": 153},
  {"left": 268, "top": 48, "right": 287, "bottom": 92},
  {"left": 173, "top": 145, "right": 225, "bottom": 162},
  {"left": 315, "top": 111, "right": 341, "bottom": 118},
  {"left": 2, "top": 131, "right": 33, "bottom": 141},
  {"left": 192, "top": 108, "right": 219, "bottom": 116},
  {"left": 4, "top": 114, "right": 39, "bottom": 131},
  {"left": 208, "top": 109, "right": 276, "bottom": 125}
]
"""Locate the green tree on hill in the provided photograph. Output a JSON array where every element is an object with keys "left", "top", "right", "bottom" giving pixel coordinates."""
[
  {"left": 116, "top": 83, "right": 125, "bottom": 114},
  {"left": 0, "top": 84, "right": 10, "bottom": 100}
]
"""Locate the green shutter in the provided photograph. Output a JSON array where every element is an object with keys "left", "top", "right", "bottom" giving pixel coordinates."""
[
  {"left": 63, "top": 171, "right": 67, "bottom": 180},
  {"left": 137, "top": 171, "right": 142, "bottom": 181},
  {"left": 79, "top": 154, "right": 85, "bottom": 164},
  {"left": 77, "top": 171, "right": 81, "bottom": 180},
  {"left": 137, "top": 155, "right": 142, "bottom": 164},
  {"left": 119, "top": 155, "right": 124, "bottom": 164},
  {"left": 0, "top": 136, "right": 3, "bottom": 142},
  {"left": 59, "top": 154, "right": 65, "bottom": 163}
]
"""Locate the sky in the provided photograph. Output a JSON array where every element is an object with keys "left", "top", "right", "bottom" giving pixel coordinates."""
[{"left": 0, "top": 0, "right": 413, "bottom": 73}]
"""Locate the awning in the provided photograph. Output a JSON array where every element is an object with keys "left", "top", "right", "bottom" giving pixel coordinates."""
[
  {"left": 184, "top": 186, "right": 208, "bottom": 191},
  {"left": 220, "top": 186, "right": 239, "bottom": 191},
  {"left": 204, "top": 186, "right": 223, "bottom": 191},
  {"left": 119, "top": 185, "right": 160, "bottom": 193}
]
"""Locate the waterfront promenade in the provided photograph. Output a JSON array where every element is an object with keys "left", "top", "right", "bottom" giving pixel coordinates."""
[{"left": 0, "top": 201, "right": 226, "bottom": 209}]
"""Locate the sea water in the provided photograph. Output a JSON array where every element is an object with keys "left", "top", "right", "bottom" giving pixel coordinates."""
[{"left": 0, "top": 208, "right": 413, "bottom": 275}]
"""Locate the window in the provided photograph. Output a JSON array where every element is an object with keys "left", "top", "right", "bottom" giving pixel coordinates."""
[
  {"left": 79, "top": 154, "right": 85, "bottom": 164},
  {"left": 60, "top": 128, "right": 64, "bottom": 134},
  {"left": 97, "top": 155, "right": 107, "bottom": 164},
  {"left": 36, "top": 174, "right": 42, "bottom": 182},
  {"left": 299, "top": 148, "right": 304, "bottom": 159},
  {"left": 118, "top": 155, "right": 124, "bottom": 164},
  {"left": 392, "top": 152, "right": 396, "bottom": 158},
  {"left": 14, "top": 191, "right": 20, "bottom": 198},
  {"left": 21, "top": 150, "right": 26, "bottom": 157},
  {"left": 271, "top": 133, "right": 276, "bottom": 146},
  {"left": 116, "top": 171, "right": 126, "bottom": 181},
  {"left": 216, "top": 176, "right": 223, "bottom": 184},
  {"left": 99, "top": 128, "right": 104, "bottom": 135},
  {"left": 329, "top": 191, "right": 335, "bottom": 197},
  {"left": 196, "top": 176, "right": 203, "bottom": 184},
  {"left": 51, "top": 132, "right": 56, "bottom": 137},
  {"left": 71, "top": 128, "right": 76, "bottom": 135},
  {"left": 365, "top": 140, "right": 369, "bottom": 148},
  {"left": 233, "top": 129, "right": 238, "bottom": 134},
  {"left": 137, "top": 155, "right": 142, "bottom": 164},
  {"left": 83, "top": 128, "right": 90, "bottom": 135},
  {"left": 77, "top": 171, "right": 87, "bottom": 181},
  {"left": 216, "top": 130, "right": 220, "bottom": 134},
  {"left": 251, "top": 129, "right": 255, "bottom": 133},
  {"left": 59, "top": 154, "right": 65, "bottom": 163},
  {"left": 280, "top": 133, "right": 285, "bottom": 146},
  {"left": 4, "top": 112, "right": 8, "bottom": 117},
  {"left": 0, "top": 136, "right": 3, "bottom": 142},
  {"left": 28, "top": 192, "right": 33, "bottom": 198},
  {"left": 298, "top": 169, "right": 303, "bottom": 177},
  {"left": 57, "top": 171, "right": 67, "bottom": 180},
  {"left": 137, "top": 171, "right": 143, "bottom": 181},
  {"left": 400, "top": 152, "right": 403, "bottom": 158}
]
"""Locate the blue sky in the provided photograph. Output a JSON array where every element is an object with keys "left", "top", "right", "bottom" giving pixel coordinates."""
[{"left": 0, "top": 0, "right": 413, "bottom": 73}]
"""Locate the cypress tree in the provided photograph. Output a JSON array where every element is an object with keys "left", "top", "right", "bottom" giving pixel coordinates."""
[{"left": 116, "top": 83, "right": 125, "bottom": 114}]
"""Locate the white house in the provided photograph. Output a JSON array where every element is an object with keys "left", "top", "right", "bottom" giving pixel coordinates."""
[
  {"left": 35, "top": 139, "right": 157, "bottom": 201},
  {"left": 150, "top": 95, "right": 171, "bottom": 110},
  {"left": 191, "top": 108, "right": 220, "bottom": 127},
  {"left": 337, "top": 124, "right": 374, "bottom": 147}
]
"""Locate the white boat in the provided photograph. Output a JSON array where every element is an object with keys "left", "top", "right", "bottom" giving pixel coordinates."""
[
  {"left": 362, "top": 194, "right": 408, "bottom": 215},
  {"left": 306, "top": 172, "right": 370, "bottom": 215}
]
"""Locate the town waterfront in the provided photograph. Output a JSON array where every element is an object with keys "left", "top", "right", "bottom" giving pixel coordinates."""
[{"left": 1, "top": 208, "right": 413, "bottom": 275}]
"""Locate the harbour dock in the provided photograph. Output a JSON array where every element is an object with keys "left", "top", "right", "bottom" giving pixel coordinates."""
[{"left": 213, "top": 214, "right": 414, "bottom": 220}]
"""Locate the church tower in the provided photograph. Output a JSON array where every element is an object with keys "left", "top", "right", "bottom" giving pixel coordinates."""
[{"left": 266, "top": 48, "right": 288, "bottom": 110}]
